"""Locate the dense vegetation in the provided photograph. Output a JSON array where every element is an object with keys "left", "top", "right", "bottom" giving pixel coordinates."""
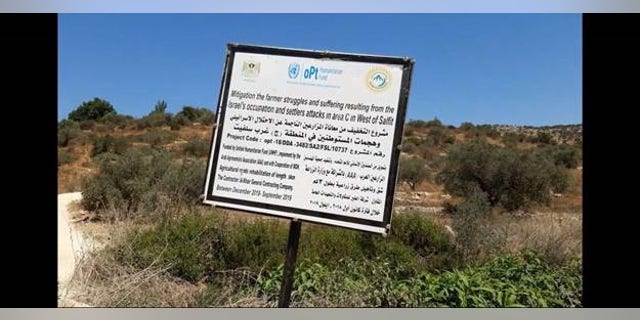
[
  {"left": 437, "top": 140, "right": 570, "bottom": 211},
  {"left": 81, "top": 148, "right": 205, "bottom": 216},
  {"left": 60, "top": 99, "right": 582, "bottom": 307},
  {"left": 252, "top": 250, "right": 581, "bottom": 307},
  {"left": 69, "top": 97, "right": 117, "bottom": 122}
]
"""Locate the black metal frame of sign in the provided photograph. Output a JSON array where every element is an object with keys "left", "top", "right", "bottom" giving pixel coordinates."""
[
  {"left": 203, "top": 43, "right": 414, "bottom": 307},
  {"left": 203, "top": 43, "right": 414, "bottom": 237}
]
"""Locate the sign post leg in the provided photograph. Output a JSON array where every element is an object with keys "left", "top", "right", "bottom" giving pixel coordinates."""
[{"left": 277, "top": 219, "right": 302, "bottom": 308}]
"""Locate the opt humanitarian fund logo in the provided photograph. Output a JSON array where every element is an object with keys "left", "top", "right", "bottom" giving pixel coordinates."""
[
  {"left": 366, "top": 67, "right": 391, "bottom": 92},
  {"left": 242, "top": 60, "right": 260, "bottom": 77},
  {"left": 288, "top": 63, "right": 300, "bottom": 79}
]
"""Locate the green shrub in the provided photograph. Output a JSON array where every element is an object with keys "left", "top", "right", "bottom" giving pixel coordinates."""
[
  {"left": 459, "top": 122, "right": 474, "bottom": 131},
  {"left": 401, "top": 136, "right": 422, "bottom": 154},
  {"left": 81, "top": 148, "right": 175, "bottom": 214},
  {"left": 424, "top": 126, "right": 455, "bottom": 147},
  {"left": 58, "top": 148, "right": 76, "bottom": 166},
  {"left": 134, "top": 100, "right": 173, "bottom": 129},
  {"left": 137, "top": 129, "right": 177, "bottom": 148},
  {"left": 85, "top": 155, "right": 206, "bottom": 215},
  {"left": 355, "top": 233, "right": 419, "bottom": 276},
  {"left": 152, "top": 158, "right": 207, "bottom": 206},
  {"left": 169, "top": 113, "right": 191, "bottom": 130},
  {"left": 403, "top": 127, "right": 415, "bottom": 137},
  {"left": 153, "top": 100, "right": 168, "bottom": 114},
  {"left": 117, "top": 212, "right": 229, "bottom": 282},
  {"left": 400, "top": 133, "right": 449, "bottom": 161},
  {"left": 254, "top": 250, "right": 582, "bottom": 307},
  {"left": 116, "top": 215, "right": 284, "bottom": 282},
  {"left": 449, "top": 186, "right": 497, "bottom": 261},
  {"left": 530, "top": 131, "right": 556, "bottom": 145},
  {"left": 417, "top": 144, "right": 441, "bottom": 162},
  {"left": 114, "top": 213, "right": 435, "bottom": 285},
  {"left": 224, "top": 219, "right": 288, "bottom": 271},
  {"left": 200, "top": 112, "right": 215, "bottom": 125},
  {"left": 79, "top": 119, "right": 97, "bottom": 130},
  {"left": 91, "top": 135, "right": 131, "bottom": 157},
  {"left": 502, "top": 132, "right": 521, "bottom": 147},
  {"left": 465, "top": 125, "right": 499, "bottom": 139},
  {"left": 177, "top": 106, "right": 199, "bottom": 121},
  {"left": 547, "top": 163, "right": 570, "bottom": 194},
  {"left": 425, "top": 118, "right": 443, "bottom": 128},
  {"left": 406, "top": 119, "right": 427, "bottom": 128},
  {"left": 398, "top": 156, "right": 429, "bottom": 190},
  {"left": 537, "top": 145, "right": 581, "bottom": 169},
  {"left": 401, "top": 140, "right": 417, "bottom": 154},
  {"left": 390, "top": 212, "right": 457, "bottom": 271},
  {"left": 100, "top": 112, "right": 133, "bottom": 129},
  {"left": 437, "top": 140, "right": 567, "bottom": 211},
  {"left": 300, "top": 222, "right": 442, "bottom": 273},
  {"left": 182, "top": 139, "right": 210, "bottom": 158},
  {"left": 177, "top": 106, "right": 215, "bottom": 125},
  {"left": 68, "top": 97, "right": 117, "bottom": 122},
  {"left": 137, "top": 113, "right": 171, "bottom": 129},
  {"left": 405, "top": 118, "right": 443, "bottom": 130},
  {"left": 58, "top": 120, "right": 80, "bottom": 147},
  {"left": 229, "top": 220, "right": 421, "bottom": 273},
  {"left": 135, "top": 118, "right": 151, "bottom": 130},
  {"left": 478, "top": 125, "right": 500, "bottom": 139},
  {"left": 298, "top": 226, "right": 366, "bottom": 267}
]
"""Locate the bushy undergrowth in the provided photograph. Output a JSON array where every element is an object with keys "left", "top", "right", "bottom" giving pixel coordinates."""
[
  {"left": 76, "top": 213, "right": 582, "bottom": 307},
  {"left": 81, "top": 148, "right": 205, "bottom": 217},
  {"left": 398, "top": 156, "right": 430, "bottom": 190},
  {"left": 448, "top": 186, "right": 498, "bottom": 262},
  {"left": 391, "top": 212, "right": 454, "bottom": 257},
  {"left": 136, "top": 129, "right": 178, "bottom": 148},
  {"left": 112, "top": 210, "right": 459, "bottom": 284},
  {"left": 91, "top": 135, "right": 131, "bottom": 157},
  {"left": 58, "top": 148, "right": 76, "bottom": 166},
  {"left": 90, "top": 212, "right": 581, "bottom": 307},
  {"left": 58, "top": 120, "right": 81, "bottom": 147},
  {"left": 176, "top": 106, "right": 215, "bottom": 125},
  {"left": 182, "top": 138, "right": 210, "bottom": 158},
  {"left": 438, "top": 139, "right": 570, "bottom": 211},
  {"left": 253, "top": 250, "right": 581, "bottom": 307}
]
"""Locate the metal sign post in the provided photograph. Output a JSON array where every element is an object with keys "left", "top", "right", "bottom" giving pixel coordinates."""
[{"left": 277, "top": 219, "right": 302, "bottom": 308}]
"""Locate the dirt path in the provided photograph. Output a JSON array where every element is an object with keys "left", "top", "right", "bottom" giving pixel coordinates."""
[{"left": 57, "top": 192, "right": 95, "bottom": 307}]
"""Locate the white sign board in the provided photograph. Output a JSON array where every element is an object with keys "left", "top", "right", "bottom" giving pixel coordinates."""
[{"left": 204, "top": 44, "right": 414, "bottom": 235}]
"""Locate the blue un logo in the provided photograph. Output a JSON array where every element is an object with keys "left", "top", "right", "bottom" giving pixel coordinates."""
[{"left": 288, "top": 63, "right": 300, "bottom": 79}]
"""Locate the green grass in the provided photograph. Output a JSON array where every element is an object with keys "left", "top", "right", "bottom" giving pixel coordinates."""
[
  {"left": 113, "top": 209, "right": 461, "bottom": 284},
  {"left": 252, "top": 250, "right": 581, "bottom": 307}
]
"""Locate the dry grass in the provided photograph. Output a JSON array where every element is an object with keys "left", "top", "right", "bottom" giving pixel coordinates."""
[
  {"left": 393, "top": 192, "right": 447, "bottom": 207},
  {"left": 197, "top": 268, "right": 274, "bottom": 307},
  {"left": 61, "top": 211, "right": 188, "bottom": 307},
  {"left": 64, "top": 208, "right": 271, "bottom": 308},
  {"left": 67, "top": 243, "right": 278, "bottom": 307},
  {"left": 65, "top": 217, "right": 205, "bottom": 307},
  {"left": 67, "top": 248, "right": 206, "bottom": 307},
  {"left": 546, "top": 168, "right": 582, "bottom": 213},
  {"left": 491, "top": 211, "right": 582, "bottom": 265},
  {"left": 399, "top": 208, "right": 582, "bottom": 266}
]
